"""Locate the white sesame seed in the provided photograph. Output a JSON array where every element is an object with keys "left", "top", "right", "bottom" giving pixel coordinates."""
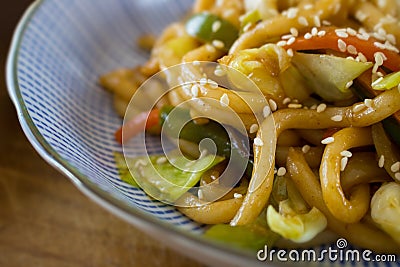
[
  {"left": 290, "top": 27, "right": 299, "bottom": 37},
  {"left": 286, "top": 7, "right": 298, "bottom": 19},
  {"left": 282, "top": 97, "right": 291, "bottom": 105},
  {"left": 345, "top": 80, "right": 353, "bottom": 89},
  {"left": 302, "top": 145, "right": 311, "bottom": 153},
  {"left": 277, "top": 40, "right": 287, "bottom": 47},
  {"left": 395, "top": 172, "right": 400, "bottom": 181},
  {"left": 199, "top": 77, "right": 207, "bottom": 86},
  {"left": 322, "top": 20, "right": 331, "bottom": 26},
  {"left": 223, "top": 8, "right": 235, "bottom": 17},
  {"left": 371, "top": 77, "right": 384, "bottom": 87},
  {"left": 288, "top": 103, "right": 302, "bottom": 109},
  {"left": 310, "top": 104, "right": 318, "bottom": 110},
  {"left": 263, "top": 105, "right": 271, "bottom": 117},
  {"left": 191, "top": 84, "right": 199, "bottom": 97},
  {"left": 268, "top": 99, "right": 278, "bottom": 111},
  {"left": 282, "top": 34, "right": 293, "bottom": 40},
  {"left": 391, "top": 162, "right": 400, "bottom": 173},
  {"left": 321, "top": 136, "right": 335, "bottom": 145},
  {"left": 198, "top": 189, "right": 204, "bottom": 200},
  {"left": 298, "top": 16, "right": 308, "bottom": 26},
  {"left": 212, "top": 20, "right": 222, "bottom": 32},
  {"left": 340, "top": 156, "right": 349, "bottom": 171},
  {"left": 357, "top": 52, "right": 367, "bottom": 62},
  {"left": 249, "top": 124, "right": 259, "bottom": 134},
  {"left": 313, "top": 16, "right": 321, "bottom": 27},
  {"left": 338, "top": 39, "right": 347, "bottom": 52},
  {"left": 355, "top": 10, "right": 367, "bottom": 21},
  {"left": 364, "top": 99, "right": 373, "bottom": 108},
  {"left": 156, "top": 156, "right": 167, "bottom": 165},
  {"left": 277, "top": 167, "right": 287, "bottom": 177},
  {"left": 335, "top": 29, "right": 349, "bottom": 38},
  {"left": 311, "top": 27, "right": 318, "bottom": 36},
  {"left": 206, "top": 44, "right": 217, "bottom": 53},
  {"left": 287, "top": 48, "right": 294, "bottom": 57},
  {"left": 234, "top": 193, "right": 243, "bottom": 199},
  {"left": 316, "top": 103, "right": 327, "bottom": 113},
  {"left": 331, "top": 115, "right": 343, "bottom": 122},
  {"left": 303, "top": 4, "right": 313, "bottom": 10},
  {"left": 374, "top": 41, "right": 386, "bottom": 50},
  {"left": 243, "top": 23, "right": 252, "bottom": 32},
  {"left": 340, "top": 150, "right": 353, "bottom": 158},
  {"left": 347, "top": 45, "right": 357, "bottom": 55},
  {"left": 346, "top": 27, "right": 357, "bottom": 36},
  {"left": 352, "top": 103, "right": 366, "bottom": 113},
  {"left": 304, "top": 32, "right": 313, "bottom": 39},
  {"left": 356, "top": 33, "right": 369, "bottom": 41},
  {"left": 287, "top": 37, "right": 296, "bottom": 45},
  {"left": 212, "top": 40, "right": 225, "bottom": 49},
  {"left": 254, "top": 137, "right": 264, "bottom": 146},
  {"left": 220, "top": 93, "right": 229, "bottom": 107},
  {"left": 378, "top": 155, "right": 385, "bottom": 168},
  {"left": 317, "top": 30, "right": 326, "bottom": 37},
  {"left": 214, "top": 66, "right": 226, "bottom": 77}
]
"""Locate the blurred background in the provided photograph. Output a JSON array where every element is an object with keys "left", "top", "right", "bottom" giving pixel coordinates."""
[{"left": 0, "top": 1, "right": 203, "bottom": 266}]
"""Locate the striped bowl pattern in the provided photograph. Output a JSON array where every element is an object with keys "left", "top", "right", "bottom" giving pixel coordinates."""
[{"left": 6, "top": 0, "right": 399, "bottom": 266}]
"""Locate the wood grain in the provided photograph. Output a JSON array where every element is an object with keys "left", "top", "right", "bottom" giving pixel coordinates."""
[{"left": 0, "top": 2, "right": 204, "bottom": 266}]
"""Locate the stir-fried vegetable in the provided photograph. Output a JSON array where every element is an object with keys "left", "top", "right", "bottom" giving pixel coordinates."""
[
  {"left": 370, "top": 182, "right": 400, "bottom": 245},
  {"left": 185, "top": 13, "right": 239, "bottom": 52},
  {"left": 291, "top": 52, "right": 372, "bottom": 102},
  {"left": 284, "top": 26, "right": 400, "bottom": 72},
  {"left": 266, "top": 201, "right": 327, "bottom": 243}
]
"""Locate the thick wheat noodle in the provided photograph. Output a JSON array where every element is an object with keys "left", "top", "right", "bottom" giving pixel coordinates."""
[
  {"left": 340, "top": 152, "right": 391, "bottom": 191},
  {"left": 231, "top": 88, "right": 400, "bottom": 226},
  {"left": 177, "top": 193, "right": 243, "bottom": 224},
  {"left": 286, "top": 148, "right": 400, "bottom": 254},
  {"left": 351, "top": 1, "right": 400, "bottom": 47},
  {"left": 320, "top": 127, "right": 372, "bottom": 224},
  {"left": 230, "top": 0, "right": 342, "bottom": 53}
]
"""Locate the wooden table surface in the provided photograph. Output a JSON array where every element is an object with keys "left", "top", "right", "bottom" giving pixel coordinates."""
[{"left": 0, "top": 2, "right": 204, "bottom": 267}]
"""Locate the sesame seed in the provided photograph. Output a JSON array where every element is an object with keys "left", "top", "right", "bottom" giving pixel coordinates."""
[
  {"left": 199, "top": 77, "right": 207, "bottom": 86},
  {"left": 206, "top": 44, "right": 217, "bottom": 53},
  {"left": 352, "top": 103, "right": 366, "bottom": 113},
  {"left": 317, "top": 30, "right": 326, "bottom": 37},
  {"left": 313, "top": 16, "right": 321, "bottom": 27},
  {"left": 322, "top": 20, "right": 331, "bottom": 26},
  {"left": 364, "top": 99, "right": 373, "bottom": 108},
  {"left": 263, "top": 105, "right": 271, "bottom": 117},
  {"left": 316, "top": 103, "right": 327, "bottom": 113},
  {"left": 220, "top": 93, "right": 229, "bottom": 107},
  {"left": 282, "top": 34, "right": 293, "bottom": 40},
  {"left": 302, "top": 145, "right": 311, "bottom": 153},
  {"left": 277, "top": 40, "right": 287, "bottom": 47},
  {"left": 347, "top": 45, "right": 357, "bottom": 55},
  {"left": 214, "top": 66, "right": 226, "bottom": 77},
  {"left": 355, "top": 10, "right": 367, "bottom": 21},
  {"left": 290, "top": 27, "right": 299, "bottom": 37},
  {"left": 208, "top": 79, "right": 219, "bottom": 89},
  {"left": 287, "top": 48, "right": 294, "bottom": 57},
  {"left": 156, "top": 157, "right": 167, "bottom": 165},
  {"left": 310, "top": 104, "right": 318, "bottom": 110},
  {"left": 331, "top": 115, "right": 343, "bottom": 122},
  {"left": 287, "top": 37, "right": 296, "bottom": 45},
  {"left": 286, "top": 7, "right": 298, "bottom": 19},
  {"left": 378, "top": 155, "right": 385, "bottom": 168},
  {"left": 321, "top": 136, "right": 335, "bottom": 145},
  {"left": 311, "top": 27, "right": 318, "bottom": 36},
  {"left": 191, "top": 84, "right": 199, "bottom": 97},
  {"left": 390, "top": 162, "right": 400, "bottom": 173},
  {"left": 243, "top": 23, "right": 252, "bottom": 32},
  {"left": 212, "top": 40, "right": 225, "bottom": 49},
  {"left": 282, "top": 97, "right": 291, "bottom": 105},
  {"left": 345, "top": 80, "right": 353, "bottom": 89},
  {"left": 340, "top": 150, "right": 352, "bottom": 158},
  {"left": 338, "top": 39, "right": 347, "bottom": 52},
  {"left": 268, "top": 99, "right": 278, "bottom": 111},
  {"left": 374, "top": 41, "right": 386, "bottom": 50},
  {"left": 304, "top": 32, "right": 313, "bottom": 39},
  {"left": 298, "top": 16, "right": 308, "bottom": 26},
  {"left": 395, "top": 173, "right": 400, "bottom": 181},
  {"left": 346, "top": 27, "right": 357, "bottom": 36},
  {"left": 254, "top": 137, "right": 264, "bottom": 146},
  {"left": 234, "top": 193, "right": 243, "bottom": 199},
  {"left": 198, "top": 189, "right": 204, "bottom": 200},
  {"left": 277, "top": 167, "right": 287, "bottom": 176},
  {"left": 288, "top": 103, "right": 302, "bottom": 109},
  {"left": 371, "top": 77, "right": 384, "bottom": 87},
  {"left": 357, "top": 52, "right": 367, "bottom": 62},
  {"left": 303, "top": 4, "right": 313, "bottom": 10},
  {"left": 335, "top": 29, "right": 349, "bottom": 38},
  {"left": 340, "top": 157, "right": 349, "bottom": 171},
  {"left": 249, "top": 124, "right": 259, "bottom": 134},
  {"left": 212, "top": 20, "right": 222, "bottom": 32},
  {"left": 356, "top": 33, "right": 369, "bottom": 41},
  {"left": 223, "top": 8, "right": 235, "bottom": 17}
]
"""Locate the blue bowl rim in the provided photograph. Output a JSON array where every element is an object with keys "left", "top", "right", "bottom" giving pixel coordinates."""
[{"left": 5, "top": 1, "right": 277, "bottom": 266}]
